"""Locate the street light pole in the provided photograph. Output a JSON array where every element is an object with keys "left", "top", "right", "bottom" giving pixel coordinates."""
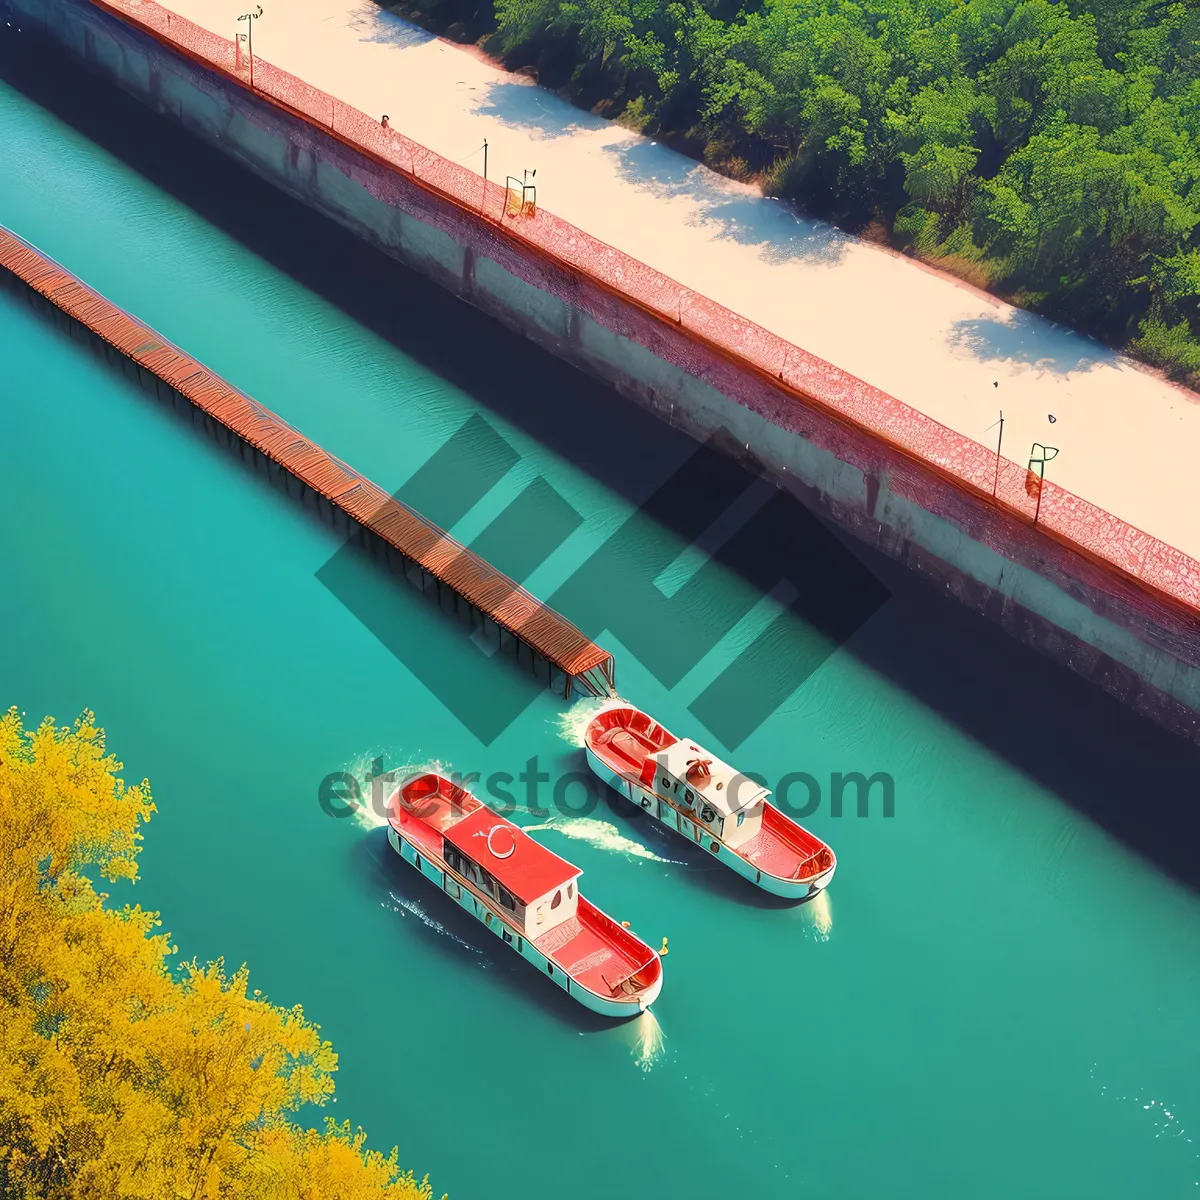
[{"left": 238, "top": 6, "right": 263, "bottom": 89}]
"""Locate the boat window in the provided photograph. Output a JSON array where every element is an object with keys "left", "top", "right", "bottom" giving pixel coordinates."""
[
  {"left": 567, "top": 883, "right": 574, "bottom": 899},
  {"left": 498, "top": 887, "right": 517, "bottom": 911},
  {"left": 736, "top": 811, "right": 746, "bottom": 827},
  {"left": 715, "top": 781, "right": 724, "bottom": 791},
  {"left": 551, "top": 890, "right": 562, "bottom": 909}
]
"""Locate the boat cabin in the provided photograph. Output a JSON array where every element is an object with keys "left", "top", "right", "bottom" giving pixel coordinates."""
[
  {"left": 644, "top": 740, "right": 768, "bottom": 849},
  {"left": 442, "top": 806, "right": 582, "bottom": 939}
]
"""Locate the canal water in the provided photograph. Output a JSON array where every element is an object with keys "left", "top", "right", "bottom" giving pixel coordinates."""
[{"left": 3, "top": 26, "right": 1200, "bottom": 1198}]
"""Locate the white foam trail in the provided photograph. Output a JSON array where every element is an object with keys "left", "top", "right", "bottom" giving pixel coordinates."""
[
  {"left": 386, "top": 892, "right": 482, "bottom": 956},
  {"left": 354, "top": 805, "right": 389, "bottom": 831},
  {"left": 524, "top": 816, "right": 680, "bottom": 864},
  {"left": 629, "top": 1009, "right": 666, "bottom": 1072},
  {"left": 807, "top": 890, "right": 832, "bottom": 940},
  {"left": 342, "top": 753, "right": 452, "bottom": 832},
  {"left": 554, "top": 695, "right": 629, "bottom": 747}
]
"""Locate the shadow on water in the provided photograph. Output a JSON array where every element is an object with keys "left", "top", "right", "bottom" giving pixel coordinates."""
[
  {"left": 5, "top": 28, "right": 1200, "bottom": 892},
  {"left": 349, "top": 830, "right": 622, "bottom": 1032},
  {"left": 842, "top": 545, "right": 1200, "bottom": 888}
]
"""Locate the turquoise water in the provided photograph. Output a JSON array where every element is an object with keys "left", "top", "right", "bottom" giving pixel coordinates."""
[{"left": 3, "top": 30, "right": 1200, "bottom": 1198}]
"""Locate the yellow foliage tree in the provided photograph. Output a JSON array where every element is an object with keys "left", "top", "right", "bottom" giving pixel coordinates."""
[{"left": 0, "top": 707, "right": 438, "bottom": 1200}]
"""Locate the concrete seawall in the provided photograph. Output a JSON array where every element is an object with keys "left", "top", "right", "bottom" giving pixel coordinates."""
[{"left": 8, "top": 0, "right": 1200, "bottom": 741}]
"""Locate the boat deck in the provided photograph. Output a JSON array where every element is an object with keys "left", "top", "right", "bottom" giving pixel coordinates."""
[
  {"left": 599, "top": 728, "right": 659, "bottom": 771},
  {"left": 736, "top": 827, "right": 816, "bottom": 880},
  {"left": 740, "top": 806, "right": 834, "bottom": 881},
  {"left": 589, "top": 714, "right": 674, "bottom": 775},
  {"left": 535, "top": 901, "right": 651, "bottom": 994},
  {"left": 393, "top": 805, "right": 445, "bottom": 857}
]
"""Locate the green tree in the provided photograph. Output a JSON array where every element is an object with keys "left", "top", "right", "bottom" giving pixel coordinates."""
[{"left": 473, "top": 0, "right": 1200, "bottom": 378}]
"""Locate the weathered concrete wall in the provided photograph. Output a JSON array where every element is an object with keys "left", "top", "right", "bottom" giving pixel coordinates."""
[{"left": 10, "top": 0, "right": 1200, "bottom": 741}]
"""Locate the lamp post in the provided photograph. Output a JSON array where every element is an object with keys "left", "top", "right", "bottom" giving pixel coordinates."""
[{"left": 238, "top": 6, "right": 263, "bottom": 88}]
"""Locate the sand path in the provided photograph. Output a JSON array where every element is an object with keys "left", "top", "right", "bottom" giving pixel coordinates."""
[{"left": 165, "top": 0, "right": 1200, "bottom": 558}]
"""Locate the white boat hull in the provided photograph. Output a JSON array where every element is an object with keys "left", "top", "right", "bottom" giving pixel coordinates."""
[
  {"left": 586, "top": 747, "right": 836, "bottom": 900},
  {"left": 386, "top": 824, "right": 662, "bottom": 1018}
]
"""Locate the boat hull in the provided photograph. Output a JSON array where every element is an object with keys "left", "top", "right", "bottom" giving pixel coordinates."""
[
  {"left": 586, "top": 747, "right": 836, "bottom": 900},
  {"left": 386, "top": 824, "right": 662, "bottom": 1018}
]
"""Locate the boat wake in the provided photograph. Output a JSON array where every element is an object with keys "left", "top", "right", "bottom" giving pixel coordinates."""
[
  {"left": 807, "top": 890, "right": 833, "bottom": 941},
  {"left": 628, "top": 1009, "right": 667, "bottom": 1072},
  {"left": 385, "top": 891, "right": 484, "bottom": 958},
  {"left": 337, "top": 751, "right": 452, "bottom": 832},
  {"left": 554, "top": 695, "right": 629, "bottom": 747},
  {"left": 523, "top": 816, "right": 682, "bottom": 864}
]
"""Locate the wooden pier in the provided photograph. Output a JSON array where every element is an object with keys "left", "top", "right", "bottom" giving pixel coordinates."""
[{"left": 0, "top": 225, "right": 615, "bottom": 698}]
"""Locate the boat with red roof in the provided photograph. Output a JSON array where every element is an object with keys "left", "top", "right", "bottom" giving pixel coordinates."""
[
  {"left": 386, "top": 772, "right": 664, "bottom": 1017},
  {"left": 584, "top": 706, "right": 836, "bottom": 899}
]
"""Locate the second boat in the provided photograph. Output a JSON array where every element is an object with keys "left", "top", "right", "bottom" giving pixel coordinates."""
[{"left": 584, "top": 705, "right": 836, "bottom": 899}]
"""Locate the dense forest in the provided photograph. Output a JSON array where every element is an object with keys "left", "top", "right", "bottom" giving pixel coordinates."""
[{"left": 394, "top": 0, "right": 1200, "bottom": 384}]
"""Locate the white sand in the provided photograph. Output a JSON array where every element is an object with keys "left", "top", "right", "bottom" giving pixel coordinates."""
[{"left": 166, "top": 0, "right": 1200, "bottom": 559}]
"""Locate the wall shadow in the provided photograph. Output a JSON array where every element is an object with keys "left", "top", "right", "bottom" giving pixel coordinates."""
[
  {"left": 5, "top": 27, "right": 1200, "bottom": 893},
  {"left": 839, "top": 534, "right": 1200, "bottom": 893}
]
